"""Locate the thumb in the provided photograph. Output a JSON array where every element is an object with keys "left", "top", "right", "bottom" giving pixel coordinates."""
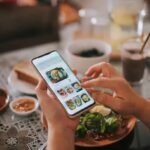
[
  {"left": 35, "top": 80, "right": 47, "bottom": 97},
  {"left": 82, "top": 77, "right": 116, "bottom": 90},
  {"left": 35, "top": 80, "right": 50, "bottom": 108}
]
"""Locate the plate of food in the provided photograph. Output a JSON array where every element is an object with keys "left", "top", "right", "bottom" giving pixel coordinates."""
[
  {"left": 8, "top": 61, "right": 40, "bottom": 95},
  {"left": 75, "top": 105, "right": 136, "bottom": 147}
]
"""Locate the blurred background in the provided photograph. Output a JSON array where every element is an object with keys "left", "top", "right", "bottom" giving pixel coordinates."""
[{"left": 0, "top": 0, "right": 149, "bottom": 59}]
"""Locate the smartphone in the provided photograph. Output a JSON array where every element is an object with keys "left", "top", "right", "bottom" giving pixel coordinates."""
[{"left": 32, "top": 50, "right": 95, "bottom": 118}]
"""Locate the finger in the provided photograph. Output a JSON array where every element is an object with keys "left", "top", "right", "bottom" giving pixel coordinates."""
[
  {"left": 41, "top": 112, "right": 48, "bottom": 129},
  {"left": 86, "top": 88, "right": 96, "bottom": 94},
  {"left": 47, "top": 89, "right": 56, "bottom": 99},
  {"left": 35, "top": 80, "right": 48, "bottom": 102},
  {"left": 91, "top": 72, "right": 100, "bottom": 78},
  {"left": 85, "top": 62, "right": 110, "bottom": 77},
  {"left": 82, "top": 77, "right": 116, "bottom": 90},
  {"left": 35, "top": 80, "right": 52, "bottom": 106},
  {"left": 36, "top": 79, "right": 47, "bottom": 91},
  {"left": 72, "top": 69, "right": 77, "bottom": 75},
  {"left": 46, "top": 89, "right": 63, "bottom": 109},
  {"left": 81, "top": 76, "right": 94, "bottom": 83},
  {"left": 92, "top": 91, "right": 121, "bottom": 112},
  {"left": 81, "top": 73, "right": 104, "bottom": 83},
  {"left": 85, "top": 63, "right": 102, "bottom": 76}
]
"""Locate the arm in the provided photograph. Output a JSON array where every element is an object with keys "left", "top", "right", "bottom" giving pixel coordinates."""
[
  {"left": 47, "top": 125, "right": 75, "bottom": 150},
  {"left": 35, "top": 80, "right": 79, "bottom": 150},
  {"left": 135, "top": 97, "right": 150, "bottom": 129},
  {"left": 82, "top": 62, "right": 150, "bottom": 128}
]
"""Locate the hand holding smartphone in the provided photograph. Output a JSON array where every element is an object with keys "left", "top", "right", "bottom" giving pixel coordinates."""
[{"left": 32, "top": 51, "right": 95, "bottom": 118}]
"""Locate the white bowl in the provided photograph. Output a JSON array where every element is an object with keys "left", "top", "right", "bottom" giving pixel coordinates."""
[
  {"left": 65, "top": 39, "right": 112, "bottom": 74},
  {"left": 9, "top": 96, "right": 39, "bottom": 116}
]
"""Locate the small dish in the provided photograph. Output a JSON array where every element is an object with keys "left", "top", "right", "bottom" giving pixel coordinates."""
[
  {"left": 0, "top": 88, "right": 10, "bottom": 112},
  {"left": 9, "top": 96, "right": 39, "bottom": 116}
]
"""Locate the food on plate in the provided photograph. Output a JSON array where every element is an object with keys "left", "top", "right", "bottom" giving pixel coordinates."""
[
  {"left": 13, "top": 98, "right": 35, "bottom": 112},
  {"left": 14, "top": 61, "right": 40, "bottom": 85},
  {"left": 90, "top": 105, "right": 111, "bottom": 116},
  {"left": 0, "top": 89, "right": 7, "bottom": 108},
  {"left": 76, "top": 105, "right": 125, "bottom": 140}
]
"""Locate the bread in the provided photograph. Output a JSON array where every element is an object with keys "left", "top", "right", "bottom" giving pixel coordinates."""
[{"left": 14, "top": 61, "right": 40, "bottom": 85}]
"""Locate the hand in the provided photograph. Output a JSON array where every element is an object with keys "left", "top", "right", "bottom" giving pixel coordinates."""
[
  {"left": 85, "top": 62, "right": 121, "bottom": 78},
  {"left": 35, "top": 80, "right": 79, "bottom": 132},
  {"left": 82, "top": 62, "right": 143, "bottom": 116}
]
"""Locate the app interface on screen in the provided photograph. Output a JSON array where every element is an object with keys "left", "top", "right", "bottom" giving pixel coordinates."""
[{"left": 33, "top": 52, "right": 94, "bottom": 115}]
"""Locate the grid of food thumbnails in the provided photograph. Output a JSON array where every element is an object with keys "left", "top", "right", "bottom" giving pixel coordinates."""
[{"left": 46, "top": 67, "right": 92, "bottom": 111}]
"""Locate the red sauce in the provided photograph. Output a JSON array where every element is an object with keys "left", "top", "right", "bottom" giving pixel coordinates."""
[{"left": 0, "top": 89, "right": 7, "bottom": 108}]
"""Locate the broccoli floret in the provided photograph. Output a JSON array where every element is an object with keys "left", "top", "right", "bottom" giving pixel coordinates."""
[
  {"left": 105, "top": 116, "right": 120, "bottom": 133},
  {"left": 76, "top": 124, "right": 87, "bottom": 138},
  {"left": 82, "top": 112, "right": 104, "bottom": 131}
]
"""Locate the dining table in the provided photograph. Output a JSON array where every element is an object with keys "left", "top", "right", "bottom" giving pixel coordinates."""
[{"left": 0, "top": 42, "right": 150, "bottom": 150}]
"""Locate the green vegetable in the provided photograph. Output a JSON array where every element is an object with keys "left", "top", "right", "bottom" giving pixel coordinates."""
[
  {"left": 99, "top": 119, "right": 106, "bottom": 134},
  {"left": 76, "top": 124, "right": 87, "bottom": 138},
  {"left": 105, "top": 116, "right": 120, "bottom": 133},
  {"left": 82, "top": 112, "right": 103, "bottom": 131},
  {"left": 75, "top": 111, "right": 122, "bottom": 139}
]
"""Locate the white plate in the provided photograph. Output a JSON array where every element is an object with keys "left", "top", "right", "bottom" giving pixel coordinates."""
[{"left": 8, "top": 70, "right": 36, "bottom": 95}]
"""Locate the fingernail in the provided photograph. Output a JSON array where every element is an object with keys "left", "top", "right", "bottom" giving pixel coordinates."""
[
  {"left": 81, "top": 83, "right": 84, "bottom": 86},
  {"left": 85, "top": 71, "right": 89, "bottom": 76},
  {"left": 81, "top": 83, "right": 86, "bottom": 87}
]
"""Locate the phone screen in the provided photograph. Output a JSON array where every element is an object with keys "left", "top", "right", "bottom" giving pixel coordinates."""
[{"left": 32, "top": 51, "right": 95, "bottom": 116}]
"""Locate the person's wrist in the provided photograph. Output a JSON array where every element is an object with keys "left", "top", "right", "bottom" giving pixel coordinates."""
[
  {"left": 48, "top": 123, "right": 75, "bottom": 136},
  {"left": 133, "top": 95, "right": 147, "bottom": 118},
  {"left": 48, "top": 124, "right": 75, "bottom": 145},
  {"left": 47, "top": 123, "right": 75, "bottom": 150}
]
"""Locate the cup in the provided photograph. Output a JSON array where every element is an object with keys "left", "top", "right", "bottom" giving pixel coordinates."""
[
  {"left": 65, "top": 39, "right": 112, "bottom": 75},
  {"left": 121, "top": 40, "right": 145, "bottom": 85}
]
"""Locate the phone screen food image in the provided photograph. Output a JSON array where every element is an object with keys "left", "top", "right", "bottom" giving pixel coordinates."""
[
  {"left": 73, "top": 96, "right": 82, "bottom": 106},
  {"left": 32, "top": 51, "right": 95, "bottom": 117},
  {"left": 57, "top": 88, "right": 68, "bottom": 97},
  {"left": 66, "top": 100, "right": 76, "bottom": 110},
  {"left": 81, "top": 93, "right": 90, "bottom": 103},
  {"left": 65, "top": 86, "right": 74, "bottom": 94},
  {"left": 72, "top": 82, "right": 82, "bottom": 92},
  {"left": 46, "top": 67, "right": 68, "bottom": 83}
]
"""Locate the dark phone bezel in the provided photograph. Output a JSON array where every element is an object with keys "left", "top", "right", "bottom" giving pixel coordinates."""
[{"left": 31, "top": 50, "right": 95, "bottom": 117}]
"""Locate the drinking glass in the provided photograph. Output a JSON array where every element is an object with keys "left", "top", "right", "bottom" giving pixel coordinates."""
[
  {"left": 120, "top": 40, "right": 145, "bottom": 85},
  {"left": 110, "top": 0, "right": 143, "bottom": 51}
]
